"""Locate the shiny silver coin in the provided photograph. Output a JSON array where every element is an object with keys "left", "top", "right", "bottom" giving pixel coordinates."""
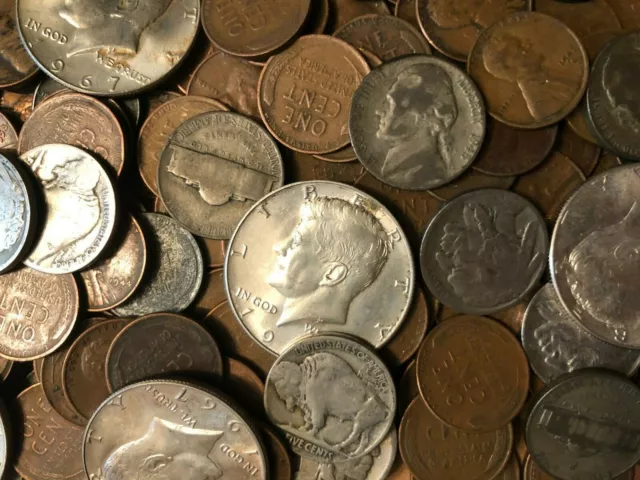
[
  {"left": 0, "top": 154, "right": 37, "bottom": 273},
  {"left": 349, "top": 55, "right": 485, "bottom": 190},
  {"left": 551, "top": 164, "right": 640, "bottom": 348},
  {"left": 83, "top": 380, "right": 268, "bottom": 480},
  {"left": 113, "top": 213, "right": 203, "bottom": 317},
  {"left": 421, "top": 188, "right": 548, "bottom": 314},
  {"left": 19, "top": 144, "right": 117, "bottom": 274},
  {"left": 264, "top": 334, "right": 396, "bottom": 463},
  {"left": 158, "top": 111, "right": 284, "bottom": 240},
  {"left": 0, "top": 397, "right": 8, "bottom": 480},
  {"left": 522, "top": 284, "right": 640, "bottom": 384},
  {"left": 17, "top": 0, "right": 200, "bottom": 96},
  {"left": 225, "top": 181, "right": 415, "bottom": 354}
]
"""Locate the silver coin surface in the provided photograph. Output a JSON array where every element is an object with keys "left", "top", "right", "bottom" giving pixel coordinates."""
[
  {"left": 19, "top": 144, "right": 117, "bottom": 274},
  {"left": 113, "top": 213, "right": 203, "bottom": 317},
  {"left": 0, "top": 399, "right": 8, "bottom": 480},
  {"left": 349, "top": 55, "right": 486, "bottom": 190},
  {"left": 295, "top": 428, "right": 397, "bottom": 480},
  {"left": 526, "top": 369, "right": 640, "bottom": 480},
  {"left": 17, "top": 0, "right": 200, "bottom": 96},
  {"left": 551, "top": 164, "right": 640, "bottom": 348},
  {"left": 422, "top": 189, "right": 548, "bottom": 314},
  {"left": 0, "top": 154, "right": 36, "bottom": 273},
  {"left": 264, "top": 334, "right": 396, "bottom": 463},
  {"left": 83, "top": 380, "right": 267, "bottom": 480},
  {"left": 225, "top": 181, "right": 415, "bottom": 354},
  {"left": 522, "top": 284, "right": 640, "bottom": 383},
  {"left": 158, "top": 111, "right": 284, "bottom": 240}
]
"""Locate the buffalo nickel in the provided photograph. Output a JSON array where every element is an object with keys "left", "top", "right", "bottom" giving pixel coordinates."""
[{"left": 225, "top": 181, "right": 415, "bottom": 354}]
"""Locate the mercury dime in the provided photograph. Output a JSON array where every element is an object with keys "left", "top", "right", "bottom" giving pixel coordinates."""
[
  {"left": 17, "top": 0, "right": 200, "bottom": 96},
  {"left": 113, "top": 213, "right": 203, "bottom": 317},
  {"left": 264, "top": 334, "right": 396, "bottom": 462},
  {"left": 350, "top": 55, "right": 485, "bottom": 190},
  {"left": 83, "top": 380, "right": 268, "bottom": 480},
  {"left": 421, "top": 189, "right": 548, "bottom": 314},
  {"left": 225, "top": 181, "right": 415, "bottom": 354},
  {"left": 158, "top": 111, "right": 284, "bottom": 240}
]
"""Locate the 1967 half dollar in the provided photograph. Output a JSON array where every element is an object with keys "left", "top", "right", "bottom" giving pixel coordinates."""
[{"left": 225, "top": 181, "right": 415, "bottom": 355}]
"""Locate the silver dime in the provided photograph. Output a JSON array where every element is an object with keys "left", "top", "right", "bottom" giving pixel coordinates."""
[
  {"left": 19, "top": 144, "right": 117, "bottom": 274},
  {"left": 113, "top": 213, "right": 203, "bottom": 317},
  {"left": 551, "top": 164, "right": 640, "bottom": 348},
  {"left": 83, "top": 380, "right": 267, "bottom": 480},
  {"left": 0, "top": 154, "right": 36, "bottom": 273},
  {"left": 158, "top": 111, "right": 284, "bottom": 240},
  {"left": 421, "top": 188, "right": 548, "bottom": 314},
  {"left": 522, "top": 284, "right": 640, "bottom": 384},
  {"left": 264, "top": 334, "right": 396, "bottom": 463},
  {"left": 225, "top": 181, "right": 415, "bottom": 354},
  {"left": 349, "top": 55, "right": 486, "bottom": 190},
  {"left": 17, "top": 0, "right": 200, "bottom": 96},
  {"left": 526, "top": 369, "right": 640, "bottom": 480}
]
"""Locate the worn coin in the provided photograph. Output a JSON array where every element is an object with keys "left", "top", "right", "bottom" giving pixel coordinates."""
[
  {"left": 42, "top": 344, "right": 85, "bottom": 426},
  {"left": 326, "top": 0, "right": 390, "bottom": 32},
  {"left": 83, "top": 380, "right": 268, "bottom": 480},
  {"left": 468, "top": 12, "right": 588, "bottom": 129},
  {"left": 0, "top": 399, "right": 7, "bottom": 479},
  {"left": 190, "top": 268, "right": 227, "bottom": 319},
  {"left": 606, "top": 0, "right": 640, "bottom": 31},
  {"left": 416, "top": 0, "right": 531, "bottom": 61},
  {"left": 32, "top": 77, "right": 70, "bottom": 107},
  {"left": 226, "top": 357, "right": 266, "bottom": 416},
  {"left": 523, "top": 455, "right": 633, "bottom": 480},
  {"left": 421, "top": 189, "right": 548, "bottom": 314},
  {"left": 394, "top": 0, "right": 420, "bottom": 31},
  {"left": 526, "top": 370, "right": 640, "bottom": 480},
  {"left": 158, "top": 111, "right": 284, "bottom": 240},
  {"left": 399, "top": 396, "right": 513, "bottom": 480},
  {"left": 265, "top": 334, "right": 396, "bottom": 462},
  {"left": 592, "top": 152, "right": 623, "bottom": 176},
  {"left": 258, "top": 35, "right": 370, "bottom": 155},
  {"left": 0, "top": 0, "right": 38, "bottom": 89},
  {"left": 0, "top": 357, "right": 11, "bottom": 380},
  {"left": 417, "top": 315, "right": 530, "bottom": 431},
  {"left": 144, "top": 90, "right": 182, "bottom": 119},
  {"left": 498, "top": 456, "right": 521, "bottom": 480},
  {"left": 112, "top": 213, "right": 203, "bottom": 317},
  {"left": 313, "top": 144, "right": 358, "bottom": 163},
  {"left": 397, "top": 360, "right": 419, "bottom": 420},
  {"left": 0, "top": 90, "right": 33, "bottom": 125},
  {"left": 0, "top": 111, "right": 18, "bottom": 151},
  {"left": 305, "top": 0, "right": 329, "bottom": 34},
  {"left": 556, "top": 126, "right": 601, "bottom": 176},
  {"left": 262, "top": 425, "right": 292, "bottom": 480},
  {"left": 17, "top": 0, "right": 200, "bottom": 96},
  {"left": 226, "top": 181, "right": 415, "bottom": 354},
  {"left": 428, "top": 168, "right": 515, "bottom": 202},
  {"left": 351, "top": 55, "right": 485, "bottom": 190},
  {"left": 534, "top": 0, "right": 621, "bottom": 39}
]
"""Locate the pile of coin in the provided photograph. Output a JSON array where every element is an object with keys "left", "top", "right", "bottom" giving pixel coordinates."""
[{"left": 0, "top": 0, "right": 639, "bottom": 479}]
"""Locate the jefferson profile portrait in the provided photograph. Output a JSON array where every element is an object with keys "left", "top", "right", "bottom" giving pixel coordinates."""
[
  {"left": 267, "top": 196, "right": 390, "bottom": 326},
  {"left": 602, "top": 40, "right": 640, "bottom": 134}
]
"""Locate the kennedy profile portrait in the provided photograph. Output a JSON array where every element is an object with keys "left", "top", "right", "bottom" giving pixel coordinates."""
[
  {"left": 602, "top": 41, "right": 640, "bottom": 134},
  {"left": 267, "top": 196, "right": 390, "bottom": 326}
]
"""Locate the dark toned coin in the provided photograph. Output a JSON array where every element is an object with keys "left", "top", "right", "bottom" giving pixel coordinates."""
[
  {"left": 468, "top": 12, "right": 588, "bottom": 129},
  {"left": 106, "top": 312, "right": 223, "bottom": 391},
  {"left": 226, "top": 357, "right": 265, "bottom": 416},
  {"left": 0, "top": 357, "right": 11, "bottom": 380},
  {"left": 326, "top": 0, "right": 390, "bottom": 32},
  {"left": 592, "top": 152, "right": 623, "bottom": 175},
  {"left": 534, "top": 0, "right": 621, "bottom": 39},
  {"left": 497, "top": 456, "right": 521, "bottom": 480},
  {"left": 556, "top": 127, "right": 601, "bottom": 176},
  {"left": 0, "top": 111, "right": 18, "bottom": 151},
  {"left": 386, "top": 457, "right": 414, "bottom": 480},
  {"left": 394, "top": 0, "right": 420, "bottom": 31},
  {"left": 472, "top": 119, "right": 557, "bottom": 176},
  {"left": 606, "top": 0, "right": 640, "bottom": 30},
  {"left": 0, "top": 0, "right": 38, "bottom": 89},
  {"left": 397, "top": 360, "right": 419, "bottom": 419},
  {"left": 190, "top": 268, "right": 227, "bottom": 319},
  {"left": 173, "top": 31, "right": 216, "bottom": 95},
  {"left": 305, "top": 0, "right": 329, "bottom": 34},
  {"left": 313, "top": 144, "right": 358, "bottom": 163},
  {"left": 261, "top": 425, "right": 292, "bottom": 480},
  {"left": 524, "top": 455, "right": 634, "bottom": 480},
  {"left": 417, "top": 315, "right": 530, "bottom": 431},
  {"left": 428, "top": 169, "right": 515, "bottom": 201},
  {"left": 489, "top": 302, "right": 529, "bottom": 336},
  {"left": 144, "top": 90, "right": 182, "bottom": 120},
  {"left": 32, "top": 77, "right": 68, "bottom": 108}
]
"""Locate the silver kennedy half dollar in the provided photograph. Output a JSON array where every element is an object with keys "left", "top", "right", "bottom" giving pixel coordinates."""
[{"left": 225, "top": 181, "right": 415, "bottom": 354}]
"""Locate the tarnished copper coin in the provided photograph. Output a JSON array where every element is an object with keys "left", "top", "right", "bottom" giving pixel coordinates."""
[
  {"left": 261, "top": 425, "right": 292, "bottom": 480},
  {"left": 305, "top": 0, "right": 329, "bottom": 34},
  {"left": 173, "top": 32, "right": 216, "bottom": 95},
  {"left": 144, "top": 90, "right": 182, "bottom": 120},
  {"left": 606, "top": 0, "right": 640, "bottom": 31},
  {"left": 226, "top": 357, "right": 266, "bottom": 415},
  {"left": 201, "top": 0, "right": 311, "bottom": 59},
  {"left": 258, "top": 35, "right": 369, "bottom": 154},
  {"left": 190, "top": 268, "right": 226, "bottom": 319},
  {"left": 498, "top": 456, "right": 521, "bottom": 480},
  {"left": 468, "top": 12, "right": 588, "bottom": 129},
  {"left": 417, "top": 315, "right": 530, "bottom": 431},
  {"left": 0, "top": 0, "right": 38, "bottom": 89},
  {"left": 534, "top": 0, "right": 621, "bottom": 39},
  {"left": 428, "top": 169, "right": 515, "bottom": 202},
  {"left": 556, "top": 127, "right": 601, "bottom": 176},
  {"left": 0, "top": 111, "right": 18, "bottom": 151},
  {"left": 397, "top": 360, "right": 419, "bottom": 419},
  {"left": 0, "top": 357, "right": 11, "bottom": 380},
  {"left": 417, "top": 0, "right": 531, "bottom": 61},
  {"left": 592, "top": 152, "right": 623, "bottom": 176},
  {"left": 327, "top": 0, "right": 390, "bottom": 32},
  {"left": 394, "top": 0, "right": 420, "bottom": 31}
]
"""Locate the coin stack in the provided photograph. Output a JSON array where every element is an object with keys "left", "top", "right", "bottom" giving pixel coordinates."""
[{"left": 0, "top": 0, "right": 639, "bottom": 479}]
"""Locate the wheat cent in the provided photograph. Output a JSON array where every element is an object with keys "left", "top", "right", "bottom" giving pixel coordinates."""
[
  {"left": 258, "top": 35, "right": 370, "bottom": 155},
  {"left": 225, "top": 181, "right": 415, "bottom": 355},
  {"left": 0, "top": 0, "right": 38, "bottom": 89},
  {"left": 158, "top": 111, "right": 284, "bottom": 240},
  {"left": 83, "top": 380, "right": 268, "bottom": 480},
  {"left": 468, "top": 12, "right": 588, "bottom": 129}
]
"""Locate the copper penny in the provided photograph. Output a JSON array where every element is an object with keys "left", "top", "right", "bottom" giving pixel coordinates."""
[
  {"left": 173, "top": 32, "right": 217, "bottom": 94},
  {"left": 0, "top": 0, "right": 38, "bottom": 89},
  {"left": 534, "top": 0, "right": 621, "bottom": 39},
  {"left": 201, "top": 0, "right": 311, "bottom": 59},
  {"left": 188, "top": 51, "right": 262, "bottom": 121},
  {"left": 417, "top": 0, "right": 531, "bottom": 61},
  {"left": 257, "top": 35, "right": 370, "bottom": 154},
  {"left": 556, "top": 126, "right": 601, "bottom": 176},
  {"left": 137, "top": 95, "right": 228, "bottom": 196},
  {"left": 399, "top": 396, "right": 513, "bottom": 480},
  {"left": 289, "top": 149, "right": 363, "bottom": 182},
  {"left": 0, "top": 357, "right": 11, "bottom": 380},
  {"left": 468, "top": 12, "right": 588, "bottom": 129},
  {"left": 15, "top": 384, "right": 84, "bottom": 480},
  {"left": 398, "top": 360, "right": 419, "bottom": 419},
  {"left": 313, "top": 144, "right": 358, "bottom": 163},
  {"left": 472, "top": 119, "right": 557, "bottom": 176},
  {"left": 0, "top": 267, "right": 78, "bottom": 361},
  {"left": 0, "top": 91, "right": 33, "bottom": 126},
  {"left": 606, "top": 0, "right": 640, "bottom": 31},
  {"left": 326, "top": 0, "right": 390, "bottom": 33},
  {"left": 334, "top": 14, "right": 431, "bottom": 61},
  {"left": 32, "top": 358, "right": 43, "bottom": 382},
  {"left": 18, "top": 92, "right": 126, "bottom": 176},
  {"left": 394, "top": 0, "right": 420, "bottom": 31},
  {"left": 226, "top": 357, "right": 266, "bottom": 416},
  {"left": 417, "top": 315, "right": 530, "bottom": 431},
  {"left": 78, "top": 215, "right": 147, "bottom": 312},
  {"left": 204, "top": 301, "right": 277, "bottom": 379},
  {"left": 592, "top": 152, "right": 623, "bottom": 175},
  {"left": 62, "top": 319, "right": 128, "bottom": 422},
  {"left": 0, "top": 111, "right": 17, "bottom": 151},
  {"left": 190, "top": 268, "right": 227, "bottom": 320},
  {"left": 428, "top": 169, "right": 515, "bottom": 202},
  {"left": 106, "top": 312, "right": 223, "bottom": 391},
  {"left": 489, "top": 302, "right": 529, "bottom": 336},
  {"left": 143, "top": 90, "right": 182, "bottom": 121},
  {"left": 498, "top": 456, "right": 521, "bottom": 480},
  {"left": 261, "top": 425, "right": 292, "bottom": 480},
  {"left": 386, "top": 456, "right": 415, "bottom": 480},
  {"left": 513, "top": 151, "right": 585, "bottom": 224},
  {"left": 305, "top": 0, "right": 329, "bottom": 34}
]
